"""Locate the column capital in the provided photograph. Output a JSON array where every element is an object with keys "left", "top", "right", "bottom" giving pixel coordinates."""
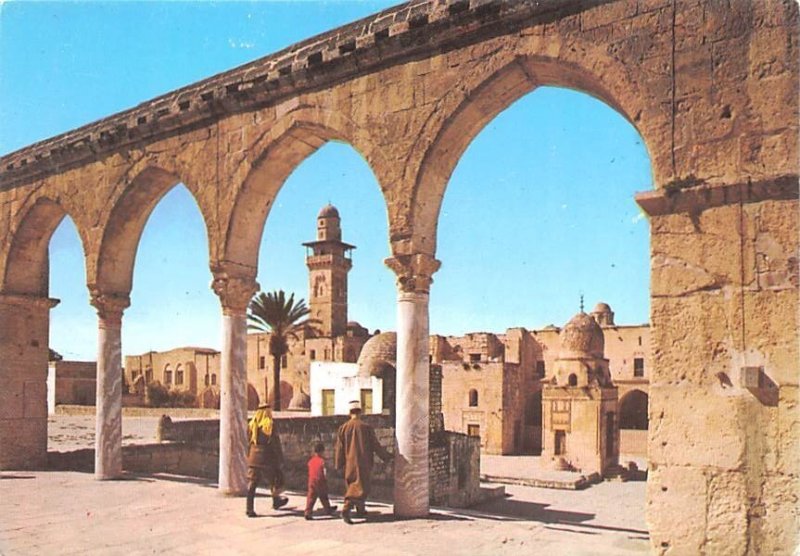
[
  {"left": 210, "top": 265, "right": 259, "bottom": 316},
  {"left": 89, "top": 289, "right": 130, "bottom": 325},
  {"left": 384, "top": 253, "right": 441, "bottom": 294}
]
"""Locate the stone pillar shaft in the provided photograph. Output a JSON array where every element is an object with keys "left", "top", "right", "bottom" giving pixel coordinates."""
[
  {"left": 394, "top": 290, "right": 431, "bottom": 517},
  {"left": 211, "top": 268, "right": 258, "bottom": 496},
  {"left": 218, "top": 312, "right": 249, "bottom": 495},
  {"left": 385, "top": 253, "right": 440, "bottom": 518},
  {"left": 95, "top": 317, "right": 123, "bottom": 479},
  {"left": 90, "top": 292, "right": 129, "bottom": 480}
]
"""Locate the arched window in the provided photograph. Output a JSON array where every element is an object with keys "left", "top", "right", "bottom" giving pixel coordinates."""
[
  {"left": 619, "top": 389, "right": 649, "bottom": 430},
  {"left": 568, "top": 373, "right": 578, "bottom": 387},
  {"left": 175, "top": 363, "right": 184, "bottom": 386},
  {"left": 164, "top": 364, "right": 173, "bottom": 385},
  {"left": 468, "top": 389, "right": 479, "bottom": 407}
]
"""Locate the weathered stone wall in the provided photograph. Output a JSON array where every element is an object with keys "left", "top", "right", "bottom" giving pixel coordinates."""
[
  {"left": 643, "top": 195, "right": 799, "bottom": 555},
  {"left": 0, "top": 296, "right": 55, "bottom": 470}
]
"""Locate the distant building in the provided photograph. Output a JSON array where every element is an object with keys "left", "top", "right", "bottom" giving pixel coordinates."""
[
  {"left": 47, "top": 360, "right": 96, "bottom": 413},
  {"left": 430, "top": 302, "right": 649, "bottom": 457},
  {"left": 124, "top": 205, "right": 372, "bottom": 411}
]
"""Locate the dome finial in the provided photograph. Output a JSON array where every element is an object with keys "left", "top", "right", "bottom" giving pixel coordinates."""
[{"left": 580, "top": 293, "right": 584, "bottom": 313}]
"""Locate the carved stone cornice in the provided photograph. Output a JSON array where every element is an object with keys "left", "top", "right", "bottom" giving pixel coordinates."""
[
  {"left": 89, "top": 289, "right": 130, "bottom": 325},
  {"left": 384, "top": 253, "right": 441, "bottom": 294},
  {"left": 210, "top": 263, "right": 259, "bottom": 315},
  {"left": 0, "top": 293, "right": 60, "bottom": 310}
]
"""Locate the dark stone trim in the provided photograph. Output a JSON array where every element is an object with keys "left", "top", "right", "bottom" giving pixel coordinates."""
[{"left": 635, "top": 175, "right": 799, "bottom": 217}]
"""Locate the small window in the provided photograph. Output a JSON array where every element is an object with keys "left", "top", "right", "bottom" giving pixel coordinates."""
[
  {"left": 468, "top": 389, "right": 478, "bottom": 407},
  {"left": 211, "top": 374, "right": 217, "bottom": 386},
  {"left": 259, "top": 356, "right": 266, "bottom": 369},
  {"left": 536, "top": 360, "right": 546, "bottom": 378},
  {"left": 467, "top": 424, "right": 480, "bottom": 437},
  {"left": 638, "top": 336, "right": 642, "bottom": 346},
  {"left": 310, "top": 350, "right": 316, "bottom": 360},
  {"left": 145, "top": 369, "right": 153, "bottom": 383},
  {"left": 634, "top": 358, "right": 645, "bottom": 377},
  {"left": 164, "top": 370, "right": 173, "bottom": 385},
  {"left": 175, "top": 370, "right": 184, "bottom": 385},
  {"left": 568, "top": 373, "right": 578, "bottom": 387},
  {"left": 204, "top": 374, "right": 210, "bottom": 387},
  {"left": 469, "top": 353, "right": 481, "bottom": 363},
  {"left": 281, "top": 355, "right": 288, "bottom": 369}
]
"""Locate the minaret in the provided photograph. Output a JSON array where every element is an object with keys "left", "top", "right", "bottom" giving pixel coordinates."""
[{"left": 303, "top": 205, "right": 355, "bottom": 337}]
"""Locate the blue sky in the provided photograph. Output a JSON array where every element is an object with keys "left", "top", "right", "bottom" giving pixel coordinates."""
[{"left": 1, "top": 1, "right": 652, "bottom": 361}]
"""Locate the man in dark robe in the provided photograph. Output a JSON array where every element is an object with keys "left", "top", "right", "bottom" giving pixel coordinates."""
[
  {"left": 334, "top": 400, "right": 392, "bottom": 524},
  {"left": 245, "top": 403, "right": 288, "bottom": 517}
]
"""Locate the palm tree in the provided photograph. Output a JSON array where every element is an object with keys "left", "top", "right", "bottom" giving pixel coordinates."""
[{"left": 247, "top": 290, "right": 312, "bottom": 411}]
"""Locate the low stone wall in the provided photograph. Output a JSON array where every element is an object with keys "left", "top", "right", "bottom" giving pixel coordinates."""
[
  {"left": 55, "top": 405, "right": 221, "bottom": 418},
  {"left": 141, "top": 413, "right": 480, "bottom": 507},
  {"left": 48, "top": 444, "right": 218, "bottom": 479}
]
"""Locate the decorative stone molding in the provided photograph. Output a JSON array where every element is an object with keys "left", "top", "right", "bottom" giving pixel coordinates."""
[
  {"left": 384, "top": 253, "right": 441, "bottom": 294},
  {"left": 636, "top": 174, "right": 799, "bottom": 217},
  {"left": 89, "top": 289, "right": 130, "bottom": 325},
  {"left": 0, "top": 293, "right": 60, "bottom": 310},
  {"left": 210, "top": 265, "right": 259, "bottom": 316}
]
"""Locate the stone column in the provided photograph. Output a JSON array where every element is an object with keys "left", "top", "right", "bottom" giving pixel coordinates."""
[
  {"left": 211, "top": 270, "right": 258, "bottom": 495},
  {"left": 0, "top": 293, "right": 59, "bottom": 470},
  {"left": 385, "top": 253, "right": 440, "bottom": 517},
  {"left": 90, "top": 291, "right": 130, "bottom": 480}
]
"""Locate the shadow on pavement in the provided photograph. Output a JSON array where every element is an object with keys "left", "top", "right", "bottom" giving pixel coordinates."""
[
  {"left": 471, "top": 497, "right": 649, "bottom": 537},
  {"left": 0, "top": 474, "right": 36, "bottom": 480}
]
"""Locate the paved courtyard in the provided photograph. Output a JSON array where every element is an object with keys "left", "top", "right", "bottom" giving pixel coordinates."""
[
  {"left": 1, "top": 471, "right": 648, "bottom": 556},
  {"left": 6, "top": 413, "right": 650, "bottom": 554}
]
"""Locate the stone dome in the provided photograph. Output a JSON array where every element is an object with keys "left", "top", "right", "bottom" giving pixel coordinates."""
[
  {"left": 592, "top": 302, "right": 612, "bottom": 314},
  {"left": 287, "top": 388, "right": 311, "bottom": 411},
  {"left": 357, "top": 331, "right": 397, "bottom": 378},
  {"left": 590, "top": 302, "right": 615, "bottom": 326},
  {"left": 559, "top": 311, "right": 605, "bottom": 359},
  {"left": 318, "top": 204, "right": 340, "bottom": 218}
]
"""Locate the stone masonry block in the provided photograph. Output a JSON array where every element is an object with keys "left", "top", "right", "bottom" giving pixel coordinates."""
[
  {"left": 758, "top": 473, "right": 800, "bottom": 554},
  {"left": 705, "top": 471, "right": 749, "bottom": 554},
  {"left": 648, "top": 385, "right": 746, "bottom": 470},
  {"left": 647, "top": 465, "right": 708, "bottom": 554}
]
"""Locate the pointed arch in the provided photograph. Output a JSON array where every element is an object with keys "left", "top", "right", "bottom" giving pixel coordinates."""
[
  {"left": 407, "top": 54, "right": 659, "bottom": 257},
  {"left": 620, "top": 389, "right": 649, "bottom": 430},
  {"left": 221, "top": 108, "right": 390, "bottom": 274},
  {"left": 2, "top": 196, "right": 88, "bottom": 296},
  {"left": 93, "top": 166, "right": 213, "bottom": 295}
]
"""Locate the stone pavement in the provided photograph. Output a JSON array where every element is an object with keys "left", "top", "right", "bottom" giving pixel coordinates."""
[{"left": 1, "top": 471, "right": 649, "bottom": 555}]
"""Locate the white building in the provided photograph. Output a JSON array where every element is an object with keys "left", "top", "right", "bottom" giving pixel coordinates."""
[{"left": 309, "top": 332, "right": 396, "bottom": 416}]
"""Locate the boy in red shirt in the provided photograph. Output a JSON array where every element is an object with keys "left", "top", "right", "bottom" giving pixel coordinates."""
[{"left": 305, "top": 442, "right": 337, "bottom": 520}]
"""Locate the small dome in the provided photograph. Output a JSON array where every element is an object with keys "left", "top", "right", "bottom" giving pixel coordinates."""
[
  {"left": 357, "top": 331, "right": 397, "bottom": 377},
  {"left": 592, "top": 302, "right": 612, "bottom": 313},
  {"left": 559, "top": 312, "right": 605, "bottom": 359},
  {"left": 287, "top": 388, "right": 311, "bottom": 411},
  {"left": 318, "top": 204, "right": 340, "bottom": 218}
]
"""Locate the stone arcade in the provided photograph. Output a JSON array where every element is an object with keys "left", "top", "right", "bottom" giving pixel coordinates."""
[{"left": 0, "top": 1, "right": 797, "bottom": 553}]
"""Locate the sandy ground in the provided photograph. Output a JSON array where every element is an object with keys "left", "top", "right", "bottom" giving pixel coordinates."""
[{"left": 29, "top": 414, "right": 649, "bottom": 554}]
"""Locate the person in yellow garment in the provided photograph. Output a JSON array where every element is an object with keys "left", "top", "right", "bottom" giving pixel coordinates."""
[
  {"left": 334, "top": 400, "right": 392, "bottom": 524},
  {"left": 246, "top": 403, "right": 288, "bottom": 517}
]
